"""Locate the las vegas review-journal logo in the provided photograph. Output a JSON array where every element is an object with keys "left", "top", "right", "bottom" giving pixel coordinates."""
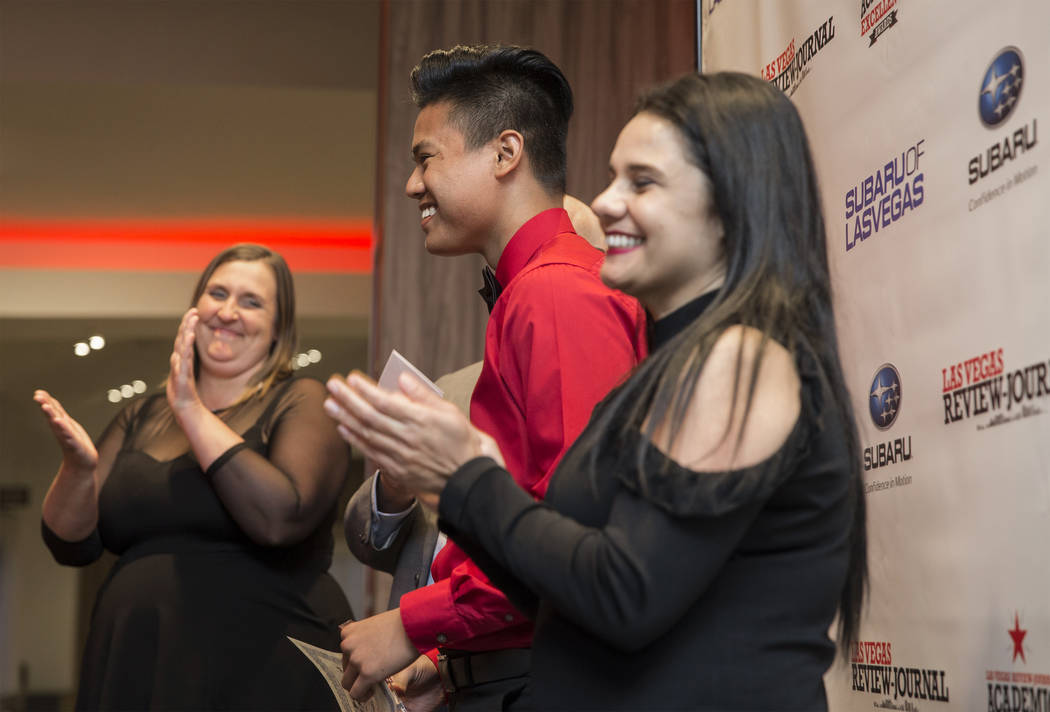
[
  {"left": 849, "top": 639, "right": 950, "bottom": 706},
  {"left": 987, "top": 612, "right": 1050, "bottom": 712},
  {"left": 968, "top": 46, "right": 1039, "bottom": 208},
  {"left": 860, "top": 0, "right": 899, "bottom": 47},
  {"left": 863, "top": 363, "right": 912, "bottom": 485},
  {"left": 760, "top": 15, "right": 836, "bottom": 97},
  {"left": 941, "top": 347, "right": 1049, "bottom": 429},
  {"left": 844, "top": 139, "right": 925, "bottom": 252}
]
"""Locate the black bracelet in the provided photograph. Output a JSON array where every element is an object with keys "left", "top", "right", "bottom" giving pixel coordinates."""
[{"left": 204, "top": 441, "right": 249, "bottom": 481}]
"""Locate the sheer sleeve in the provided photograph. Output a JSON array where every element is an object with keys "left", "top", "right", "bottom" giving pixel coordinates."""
[
  {"left": 439, "top": 456, "right": 764, "bottom": 654},
  {"left": 40, "top": 396, "right": 144, "bottom": 566},
  {"left": 41, "top": 519, "right": 103, "bottom": 566},
  {"left": 206, "top": 378, "right": 351, "bottom": 547}
]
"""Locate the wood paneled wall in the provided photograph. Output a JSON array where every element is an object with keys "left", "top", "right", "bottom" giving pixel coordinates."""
[{"left": 372, "top": 0, "right": 697, "bottom": 379}]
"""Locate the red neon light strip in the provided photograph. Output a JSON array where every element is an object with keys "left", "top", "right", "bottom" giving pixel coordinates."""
[{"left": 0, "top": 218, "right": 374, "bottom": 273}]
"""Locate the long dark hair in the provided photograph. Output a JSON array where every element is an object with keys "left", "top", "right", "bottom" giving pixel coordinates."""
[{"left": 584, "top": 72, "right": 866, "bottom": 656}]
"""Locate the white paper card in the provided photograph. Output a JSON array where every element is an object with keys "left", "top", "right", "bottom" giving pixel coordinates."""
[{"left": 377, "top": 349, "right": 444, "bottom": 397}]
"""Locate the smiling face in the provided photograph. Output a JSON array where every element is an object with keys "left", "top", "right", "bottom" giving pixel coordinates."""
[
  {"left": 404, "top": 101, "right": 499, "bottom": 256},
  {"left": 193, "top": 259, "right": 277, "bottom": 380},
  {"left": 591, "top": 112, "right": 726, "bottom": 319}
]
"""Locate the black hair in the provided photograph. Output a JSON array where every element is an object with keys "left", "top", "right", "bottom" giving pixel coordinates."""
[
  {"left": 410, "top": 44, "right": 573, "bottom": 194},
  {"left": 582, "top": 72, "right": 866, "bottom": 658}
]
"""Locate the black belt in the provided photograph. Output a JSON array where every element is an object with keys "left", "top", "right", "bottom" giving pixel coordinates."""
[{"left": 437, "top": 648, "right": 531, "bottom": 694}]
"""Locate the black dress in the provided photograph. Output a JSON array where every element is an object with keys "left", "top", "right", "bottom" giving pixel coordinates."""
[
  {"left": 42, "top": 376, "right": 353, "bottom": 711},
  {"left": 438, "top": 296, "right": 855, "bottom": 711}
]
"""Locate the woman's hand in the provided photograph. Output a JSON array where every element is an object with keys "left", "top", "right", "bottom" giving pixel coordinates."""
[
  {"left": 324, "top": 370, "right": 504, "bottom": 508},
  {"left": 34, "top": 390, "right": 98, "bottom": 471},
  {"left": 37, "top": 389, "right": 103, "bottom": 540},
  {"left": 166, "top": 308, "right": 202, "bottom": 414}
]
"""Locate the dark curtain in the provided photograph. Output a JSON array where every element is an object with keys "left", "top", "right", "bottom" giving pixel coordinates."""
[{"left": 372, "top": 0, "right": 697, "bottom": 379}]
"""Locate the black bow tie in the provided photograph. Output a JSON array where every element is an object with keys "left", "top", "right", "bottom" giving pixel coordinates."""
[{"left": 478, "top": 266, "right": 503, "bottom": 313}]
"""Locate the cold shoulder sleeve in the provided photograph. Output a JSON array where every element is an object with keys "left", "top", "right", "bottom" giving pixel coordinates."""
[
  {"left": 616, "top": 342, "right": 821, "bottom": 517},
  {"left": 615, "top": 417, "right": 811, "bottom": 518},
  {"left": 438, "top": 354, "right": 824, "bottom": 653},
  {"left": 439, "top": 455, "right": 773, "bottom": 653},
  {"left": 206, "top": 377, "right": 351, "bottom": 547}
]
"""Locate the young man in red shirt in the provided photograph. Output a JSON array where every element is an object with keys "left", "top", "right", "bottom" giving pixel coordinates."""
[{"left": 328, "top": 44, "right": 647, "bottom": 711}]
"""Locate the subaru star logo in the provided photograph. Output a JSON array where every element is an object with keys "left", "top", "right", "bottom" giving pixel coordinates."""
[
  {"left": 869, "top": 364, "right": 902, "bottom": 430},
  {"left": 978, "top": 47, "right": 1024, "bottom": 128}
]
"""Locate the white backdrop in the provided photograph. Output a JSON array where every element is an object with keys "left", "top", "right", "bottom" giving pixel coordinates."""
[{"left": 701, "top": 1, "right": 1048, "bottom": 710}]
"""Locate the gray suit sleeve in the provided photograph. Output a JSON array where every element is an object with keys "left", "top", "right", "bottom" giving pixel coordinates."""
[
  {"left": 344, "top": 473, "right": 442, "bottom": 609},
  {"left": 344, "top": 473, "right": 408, "bottom": 573}
]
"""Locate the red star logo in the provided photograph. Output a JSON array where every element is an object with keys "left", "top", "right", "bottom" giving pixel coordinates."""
[{"left": 1009, "top": 612, "right": 1027, "bottom": 663}]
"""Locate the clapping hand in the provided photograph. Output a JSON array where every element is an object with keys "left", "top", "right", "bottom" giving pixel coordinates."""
[
  {"left": 167, "top": 308, "right": 202, "bottom": 413},
  {"left": 34, "top": 390, "right": 98, "bottom": 471},
  {"left": 324, "top": 370, "right": 504, "bottom": 509}
]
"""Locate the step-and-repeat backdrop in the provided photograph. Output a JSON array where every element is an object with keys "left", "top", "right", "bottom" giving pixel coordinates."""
[{"left": 701, "top": 2, "right": 1048, "bottom": 710}]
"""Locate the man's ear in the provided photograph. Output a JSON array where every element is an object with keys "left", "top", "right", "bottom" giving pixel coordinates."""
[{"left": 493, "top": 129, "right": 524, "bottom": 178}]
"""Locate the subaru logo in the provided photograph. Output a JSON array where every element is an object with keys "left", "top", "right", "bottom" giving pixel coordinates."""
[
  {"left": 978, "top": 47, "right": 1024, "bottom": 128},
  {"left": 869, "top": 364, "right": 902, "bottom": 430}
]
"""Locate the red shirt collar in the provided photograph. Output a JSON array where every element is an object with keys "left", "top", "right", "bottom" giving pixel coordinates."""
[{"left": 494, "top": 208, "right": 575, "bottom": 288}]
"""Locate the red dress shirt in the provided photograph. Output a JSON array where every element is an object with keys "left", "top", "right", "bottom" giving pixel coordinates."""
[{"left": 399, "top": 208, "right": 648, "bottom": 654}]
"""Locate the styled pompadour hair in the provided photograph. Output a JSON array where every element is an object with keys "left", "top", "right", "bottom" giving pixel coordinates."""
[{"left": 410, "top": 44, "right": 573, "bottom": 194}]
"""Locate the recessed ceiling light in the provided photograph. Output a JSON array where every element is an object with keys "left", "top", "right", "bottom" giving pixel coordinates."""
[
  {"left": 74, "top": 342, "right": 90, "bottom": 357},
  {"left": 88, "top": 335, "right": 105, "bottom": 350},
  {"left": 107, "top": 389, "right": 122, "bottom": 403},
  {"left": 120, "top": 384, "right": 135, "bottom": 398},
  {"left": 307, "top": 349, "right": 322, "bottom": 363},
  {"left": 132, "top": 380, "right": 147, "bottom": 393}
]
